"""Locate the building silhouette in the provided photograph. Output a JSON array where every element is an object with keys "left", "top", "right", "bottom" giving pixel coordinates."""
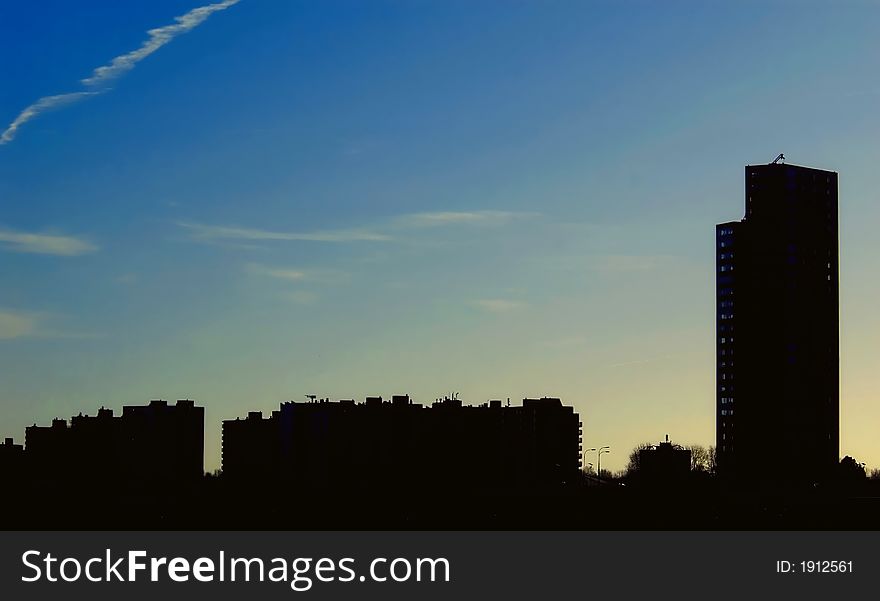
[
  {"left": 122, "top": 399, "right": 205, "bottom": 488},
  {"left": 716, "top": 161, "right": 838, "bottom": 482},
  {"left": 222, "top": 395, "right": 582, "bottom": 492},
  {"left": 638, "top": 436, "right": 691, "bottom": 484},
  {"left": 23, "top": 399, "right": 204, "bottom": 492},
  {"left": 0, "top": 438, "right": 25, "bottom": 487}
]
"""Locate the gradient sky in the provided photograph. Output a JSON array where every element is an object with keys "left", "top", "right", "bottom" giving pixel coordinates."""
[{"left": 1, "top": 0, "right": 879, "bottom": 473}]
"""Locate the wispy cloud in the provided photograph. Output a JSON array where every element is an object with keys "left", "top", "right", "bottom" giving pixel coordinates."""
[
  {"left": 0, "top": 308, "right": 101, "bottom": 340},
  {"left": 0, "top": 0, "right": 240, "bottom": 145},
  {"left": 179, "top": 222, "right": 391, "bottom": 243},
  {"left": 179, "top": 209, "right": 533, "bottom": 249},
  {"left": 0, "top": 227, "right": 98, "bottom": 256},
  {"left": 0, "top": 310, "right": 37, "bottom": 340},
  {"left": 245, "top": 263, "right": 349, "bottom": 285},
  {"left": 245, "top": 263, "right": 307, "bottom": 281},
  {"left": 243, "top": 265, "right": 331, "bottom": 306},
  {"left": 0, "top": 92, "right": 100, "bottom": 145},
  {"left": 394, "top": 211, "right": 538, "bottom": 228},
  {"left": 81, "top": 0, "right": 240, "bottom": 87},
  {"left": 472, "top": 299, "right": 527, "bottom": 313}
]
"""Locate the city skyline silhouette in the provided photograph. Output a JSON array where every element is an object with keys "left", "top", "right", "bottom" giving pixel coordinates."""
[
  {"left": 0, "top": 150, "right": 874, "bottom": 527},
  {"left": 2, "top": 384, "right": 878, "bottom": 530}
]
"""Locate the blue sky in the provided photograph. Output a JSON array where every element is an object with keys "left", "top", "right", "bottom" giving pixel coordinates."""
[{"left": 1, "top": 0, "right": 879, "bottom": 472}]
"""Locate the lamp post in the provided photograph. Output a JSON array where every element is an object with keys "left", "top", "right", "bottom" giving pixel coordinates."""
[
  {"left": 583, "top": 449, "right": 596, "bottom": 482},
  {"left": 597, "top": 446, "right": 611, "bottom": 481},
  {"left": 581, "top": 449, "right": 596, "bottom": 466}
]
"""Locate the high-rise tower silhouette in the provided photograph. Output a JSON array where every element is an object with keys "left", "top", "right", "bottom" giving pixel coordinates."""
[{"left": 716, "top": 161, "right": 838, "bottom": 483}]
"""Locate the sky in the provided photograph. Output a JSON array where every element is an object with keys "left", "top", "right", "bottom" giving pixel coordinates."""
[{"left": 1, "top": 0, "right": 879, "bottom": 473}]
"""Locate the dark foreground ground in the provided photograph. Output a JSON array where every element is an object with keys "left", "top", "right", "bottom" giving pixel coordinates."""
[{"left": 3, "top": 476, "right": 880, "bottom": 530}]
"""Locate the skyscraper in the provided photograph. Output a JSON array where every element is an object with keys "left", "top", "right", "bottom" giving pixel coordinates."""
[{"left": 716, "top": 161, "right": 838, "bottom": 483}]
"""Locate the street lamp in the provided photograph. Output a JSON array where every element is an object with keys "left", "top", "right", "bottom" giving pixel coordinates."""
[
  {"left": 583, "top": 449, "right": 597, "bottom": 479},
  {"left": 583, "top": 448, "right": 596, "bottom": 467},
  {"left": 597, "top": 446, "right": 611, "bottom": 481}
]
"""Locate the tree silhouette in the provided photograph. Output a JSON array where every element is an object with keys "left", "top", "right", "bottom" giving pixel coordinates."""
[
  {"left": 838, "top": 456, "right": 866, "bottom": 481},
  {"left": 686, "top": 445, "right": 717, "bottom": 474},
  {"left": 625, "top": 442, "right": 654, "bottom": 476}
]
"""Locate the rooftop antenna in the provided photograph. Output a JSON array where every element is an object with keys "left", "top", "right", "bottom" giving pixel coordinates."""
[{"left": 771, "top": 153, "right": 785, "bottom": 165}]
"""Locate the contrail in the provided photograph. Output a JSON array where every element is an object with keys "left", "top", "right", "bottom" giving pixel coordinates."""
[
  {"left": 0, "top": 92, "right": 99, "bottom": 145},
  {"left": 82, "top": 0, "right": 240, "bottom": 86},
  {"left": 0, "top": 0, "right": 240, "bottom": 145}
]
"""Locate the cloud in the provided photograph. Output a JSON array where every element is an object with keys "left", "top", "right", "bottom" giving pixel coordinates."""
[
  {"left": 0, "top": 227, "right": 98, "bottom": 256},
  {"left": 394, "top": 211, "right": 538, "bottom": 228},
  {"left": 244, "top": 264, "right": 327, "bottom": 306},
  {"left": 179, "top": 222, "right": 391, "bottom": 243},
  {"left": 245, "top": 263, "right": 349, "bottom": 286},
  {"left": 0, "top": 309, "right": 99, "bottom": 340},
  {"left": 0, "top": 310, "right": 37, "bottom": 340},
  {"left": 245, "top": 263, "right": 307, "bottom": 282},
  {"left": 0, "top": 92, "right": 100, "bottom": 145},
  {"left": 81, "top": 0, "right": 241, "bottom": 87},
  {"left": 0, "top": 0, "right": 240, "bottom": 145},
  {"left": 178, "top": 209, "right": 533, "bottom": 249},
  {"left": 472, "top": 299, "right": 527, "bottom": 313}
]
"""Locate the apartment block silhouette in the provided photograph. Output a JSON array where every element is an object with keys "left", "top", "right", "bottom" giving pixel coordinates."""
[
  {"left": 23, "top": 399, "right": 204, "bottom": 491},
  {"left": 716, "top": 162, "right": 839, "bottom": 482},
  {"left": 222, "top": 395, "right": 582, "bottom": 492}
]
